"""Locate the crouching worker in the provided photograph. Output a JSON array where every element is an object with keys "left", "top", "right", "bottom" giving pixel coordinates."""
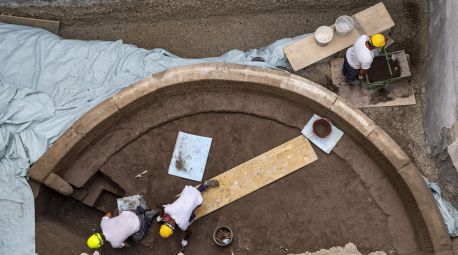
[
  {"left": 87, "top": 206, "right": 155, "bottom": 250},
  {"left": 342, "top": 33, "right": 386, "bottom": 85},
  {"left": 157, "top": 179, "right": 219, "bottom": 247}
]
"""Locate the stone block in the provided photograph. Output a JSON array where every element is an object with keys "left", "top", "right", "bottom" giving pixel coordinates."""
[
  {"left": 29, "top": 128, "right": 87, "bottom": 182},
  {"left": 367, "top": 127, "right": 411, "bottom": 170},
  {"left": 399, "top": 163, "right": 436, "bottom": 207},
  {"left": 112, "top": 78, "right": 157, "bottom": 110},
  {"left": 418, "top": 202, "right": 453, "bottom": 252},
  {"left": 43, "top": 173, "right": 74, "bottom": 196},
  {"left": 327, "top": 96, "right": 376, "bottom": 138},
  {"left": 62, "top": 145, "right": 109, "bottom": 188},
  {"left": 72, "top": 98, "right": 119, "bottom": 143},
  {"left": 287, "top": 74, "right": 338, "bottom": 110}
]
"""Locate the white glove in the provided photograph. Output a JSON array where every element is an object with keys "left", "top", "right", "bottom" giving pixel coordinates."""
[
  {"left": 181, "top": 239, "right": 188, "bottom": 247},
  {"left": 156, "top": 216, "right": 163, "bottom": 222}
]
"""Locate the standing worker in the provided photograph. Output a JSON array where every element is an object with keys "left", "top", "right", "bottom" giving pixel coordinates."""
[
  {"left": 342, "top": 33, "right": 386, "bottom": 85},
  {"left": 156, "top": 179, "right": 219, "bottom": 248},
  {"left": 86, "top": 206, "right": 154, "bottom": 250}
]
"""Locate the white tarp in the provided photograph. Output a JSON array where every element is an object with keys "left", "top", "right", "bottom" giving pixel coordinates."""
[{"left": 0, "top": 22, "right": 304, "bottom": 254}]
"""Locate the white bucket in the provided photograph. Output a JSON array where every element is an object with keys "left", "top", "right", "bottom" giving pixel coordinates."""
[
  {"left": 314, "top": 26, "right": 334, "bottom": 47},
  {"left": 335, "top": 15, "right": 354, "bottom": 36}
]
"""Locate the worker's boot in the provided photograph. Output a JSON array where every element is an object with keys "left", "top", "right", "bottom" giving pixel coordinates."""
[{"left": 204, "top": 179, "right": 219, "bottom": 188}]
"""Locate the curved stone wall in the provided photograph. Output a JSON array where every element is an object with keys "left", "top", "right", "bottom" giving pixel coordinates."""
[{"left": 29, "top": 63, "right": 452, "bottom": 254}]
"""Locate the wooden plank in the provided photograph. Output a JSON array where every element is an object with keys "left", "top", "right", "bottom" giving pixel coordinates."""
[
  {"left": 353, "top": 3, "right": 395, "bottom": 35},
  {"left": 285, "top": 26, "right": 360, "bottom": 72},
  {"left": 0, "top": 15, "right": 60, "bottom": 34},
  {"left": 284, "top": 3, "right": 395, "bottom": 71},
  {"left": 195, "top": 135, "right": 317, "bottom": 219},
  {"left": 330, "top": 58, "right": 416, "bottom": 108}
]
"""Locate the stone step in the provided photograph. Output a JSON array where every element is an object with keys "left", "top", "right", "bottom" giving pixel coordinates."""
[{"left": 73, "top": 171, "right": 125, "bottom": 212}]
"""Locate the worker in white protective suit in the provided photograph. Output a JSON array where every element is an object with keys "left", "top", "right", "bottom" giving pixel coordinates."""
[{"left": 156, "top": 179, "right": 219, "bottom": 248}]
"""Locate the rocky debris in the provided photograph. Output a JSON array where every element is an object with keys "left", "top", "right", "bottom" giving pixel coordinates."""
[{"left": 288, "top": 243, "right": 387, "bottom": 255}]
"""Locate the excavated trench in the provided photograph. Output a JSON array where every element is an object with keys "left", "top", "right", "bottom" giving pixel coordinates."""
[
  {"left": 2, "top": 0, "right": 445, "bottom": 254},
  {"left": 33, "top": 76, "right": 439, "bottom": 255}
]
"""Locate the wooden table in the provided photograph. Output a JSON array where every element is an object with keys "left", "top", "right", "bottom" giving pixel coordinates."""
[{"left": 284, "top": 3, "right": 395, "bottom": 71}]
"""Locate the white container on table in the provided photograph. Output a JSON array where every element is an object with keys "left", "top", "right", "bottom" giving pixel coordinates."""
[
  {"left": 314, "top": 26, "right": 334, "bottom": 47},
  {"left": 335, "top": 15, "right": 354, "bottom": 36}
]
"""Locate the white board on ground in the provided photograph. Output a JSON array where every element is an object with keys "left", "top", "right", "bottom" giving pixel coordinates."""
[
  {"left": 302, "top": 114, "right": 344, "bottom": 154},
  {"left": 168, "top": 132, "right": 212, "bottom": 182},
  {"left": 195, "top": 136, "right": 317, "bottom": 219}
]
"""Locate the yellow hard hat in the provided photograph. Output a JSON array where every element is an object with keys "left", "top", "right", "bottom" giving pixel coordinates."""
[
  {"left": 87, "top": 233, "right": 104, "bottom": 249},
  {"left": 370, "top": 33, "right": 386, "bottom": 47},
  {"left": 160, "top": 223, "right": 174, "bottom": 238}
]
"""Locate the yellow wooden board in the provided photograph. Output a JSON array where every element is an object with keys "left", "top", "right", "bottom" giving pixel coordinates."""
[
  {"left": 0, "top": 14, "right": 60, "bottom": 34},
  {"left": 284, "top": 3, "right": 395, "bottom": 71},
  {"left": 195, "top": 135, "right": 317, "bottom": 219}
]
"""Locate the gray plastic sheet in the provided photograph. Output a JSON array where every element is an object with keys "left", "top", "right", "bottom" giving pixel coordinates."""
[
  {"left": 425, "top": 179, "right": 458, "bottom": 237},
  {"left": 0, "top": 22, "right": 305, "bottom": 254}
]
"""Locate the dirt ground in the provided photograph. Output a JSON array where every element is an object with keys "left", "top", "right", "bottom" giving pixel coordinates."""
[
  {"left": 33, "top": 81, "right": 423, "bottom": 255},
  {"left": 103, "top": 114, "right": 398, "bottom": 255},
  {"left": 37, "top": 110, "right": 420, "bottom": 254},
  {"left": 1, "top": 0, "right": 448, "bottom": 253}
]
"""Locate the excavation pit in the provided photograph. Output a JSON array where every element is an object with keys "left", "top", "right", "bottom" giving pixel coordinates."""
[{"left": 33, "top": 66, "right": 447, "bottom": 254}]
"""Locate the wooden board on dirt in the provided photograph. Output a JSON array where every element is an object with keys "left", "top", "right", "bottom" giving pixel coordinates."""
[
  {"left": 284, "top": 3, "right": 395, "bottom": 71},
  {"left": 195, "top": 135, "right": 317, "bottom": 219},
  {"left": 0, "top": 14, "right": 60, "bottom": 34},
  {"left": 330, "top": 58, "right": 416, "bottom": 108}
]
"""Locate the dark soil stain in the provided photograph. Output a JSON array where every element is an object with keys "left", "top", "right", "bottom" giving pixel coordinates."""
[
  {"left": 324, "top": 77, "right": 340, "bottom": 93},
  {"left": 175, "top": 152, "right": 185, "bottom": 170},
  {"left": 370, "top": 88, "right": 393, "bottom": 104},
  {"left": 367, "top": 56, "right": 401, "bottom": 83}
]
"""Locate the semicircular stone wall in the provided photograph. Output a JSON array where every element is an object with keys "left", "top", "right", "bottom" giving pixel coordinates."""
[{"left": 30, "top": 63, "right": 452, "bottom": 254}]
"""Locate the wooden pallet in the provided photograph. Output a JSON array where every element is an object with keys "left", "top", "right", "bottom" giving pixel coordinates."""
[
  {"left": 0, "top": 14, "right": 59, "bottom": 34},
  {"left": 330, "top": 58, "right": 416, "bottom": 108},
  {"left": 284, "top": 3, "right": 395, "bottom": 71},
  {"left": 195, "top": 135, "right": 317, "bottom": 219}
]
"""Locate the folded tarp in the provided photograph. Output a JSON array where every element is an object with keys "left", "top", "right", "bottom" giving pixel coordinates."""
[
  {"left": 0, "top": 22, "right": 305, "bottom": 254},
  {"left": 425, "top": 179, "right": 458, "bottom": 237}
]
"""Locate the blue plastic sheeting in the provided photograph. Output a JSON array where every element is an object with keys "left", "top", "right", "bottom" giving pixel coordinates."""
[
  {"left": 0, "top": 23, "right": 305, "bottom": 254},
  {"left": 425, "top": 179, "right": 458, "bottom": 237}
]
